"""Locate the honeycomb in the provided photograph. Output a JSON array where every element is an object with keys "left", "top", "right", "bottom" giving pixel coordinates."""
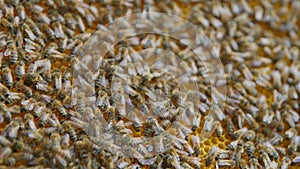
[{"left": 0, "top": 0, "right": 300, "bottom": 168}]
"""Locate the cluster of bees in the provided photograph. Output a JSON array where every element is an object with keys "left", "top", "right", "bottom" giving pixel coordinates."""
[{"left": 0, "top": 0, "right": 299, "bottom": 169}]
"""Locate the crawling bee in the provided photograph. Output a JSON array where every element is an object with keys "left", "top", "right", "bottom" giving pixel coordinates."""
[
  {"left": 33, "top": 101, "right": 46, "bottom": 118},
  {"left": 225, "top": 116, "right": 235, "bottom": 136},
  {"left": 2, "top": 66, "right": 13, "bottom": 88},
  {"left": 206, "top": 146, "right": 218, "bottom": 166},
  {"left": 51, "top": 100, "right": 68, "bottom": 118},
  {"left": 38, "top": 108, "right": 51, "bottom": 127},
  {"left": 24, "top": 113, "right": 37, "bottom": 131},
  {"left": 215, "top": 122, "right": 223, "bottom": 137},
  {"left": 34, "top": 82, "right": 53, "bottom": 94},
  {"left": 41, "top": 23, "right": 55, "bottom": 40},
  {"left": 14, "top": 81, "right": 32, "bottom": 98},
  {"left": 244, "top": 141, "right": 255, "bottom": 156},
  {"left": 62, "top": 122, "right": 77, "bottom": 142},
  {"left": 0, "top": 135, "right": 12, "bottom": 147},
  {"left": 64, "top": 13, "right": 76, "bottom": 30}
]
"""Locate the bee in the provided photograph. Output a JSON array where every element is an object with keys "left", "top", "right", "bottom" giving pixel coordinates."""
[
  {"left": 244, "top": 141, "right": 255, "bottom": 156},
  {"left": 218, "top": 159, "right": 236, "bottom": 167},
  {"left": 239, "top": 63, "right": 253, "bottom": 80},
  {"left": 0, "top": 82, "right": 9, "bottom": 99},
  {"left": 166, "top": 154, "right": 181, "bottom": 169},
  {"left": 181, "top": 163, "right": 193, "bottom": 169},
  {"left": 245, "top": 113, "right": 259, "bottom": 131},
  {"left": 257, "top": 145, "right": 273, "bottom": 169},
  {"left": 96, "top": 91, "right": 110, "bottom": 111},
  {"left": 172, "top": 121, "right": 192, "bottom": 140},
  {"left": 206, "top": 146, "right": 218, "bottom": 166},
  {"left": 269, "top": 133, "right": 283, "bottom": 145},
  {"left": 74, "top": 14, "right": 85, "bottom": 33},
  {"left": 264, "top": 142, "right": 279, "bottom": 160},
  {"left": 0, "top": 135, "right": 12, "bottom": 146},
  {"left": 238, "top": 159, "right": 249, "bottom": 169},
  {"left": 287, "top": 143, "right": 297, "bottom": 154},
  {"left": 64, "top": 13, "right": 76, "bottom": 30},
  {"left": 285, "top": 128, "right": 297, "bottom": 140},
  {"left": 215, "top": 122, "right": 223, "bottom": 137},
  {"left": 62, "top": 67, "right": 72, "bottom": 83},
  {"left": 280, "top": 156, "right": 291, "bottom": 169},
  {"left": 216, "top": 150, "right": 232, "bottom": 159},
  {"left": 2, "top": 66, "right": 13, "bottom": 88},
  {"left": 292, "top": 156, "right": 300, "bottom": 164},
  {"left": 62, "top": 122, "right": 77, "bottom": 142},
  {"left": 0, "top": 18, "right": 13, "bottom": 31},
  {"left": 16, "top": 4, "right": 26, "bottom": 20},
  {"left": 14, "top": 81, "right": 32, "bottom": 98},
  {"left": 21, "top": 98, "right": 36, "bottom": 113},
  {"left": 22, "top": 22, "right": 37, "bottom": 41},
  {"left": 34, "top": 82, "right": 53, "bottom": 94},
  {"left": 191, "top": 135, "right": 200, "bottom": 156},
  {"left": 275, "top": 146, "right": 286, "bottom": 156},
  {"left": 50, "top": 132, "right": 61, "bottom": 147},
  {"left": 33, "top": 101, "right": 46, "bottom": 118},
  {"left": 180, "top": 155, "right": 201, "bottom": 169},
  {"left": 24, "top": 113, "right": 37, "bottom": 131},
  {"left": 2, "top": 109, "right": 11, "bottom": 123},
  {"left": 203, "top": 115, "right": 214, "bottom": 132},
  {"left": 38, "top": 108, "right": 51, "bottom": 127},
  {"left": 243, "top": 130, "right": 256, "bottom": 141},
  {"left": 52, "top": 100, "right": 68, "bottom": 118},
  {"left": 27, "top": 130, "right": 44, "bottom": 143},
  {"left": 227, "top": 140, "right": 238, "bottom": 151},
  {"left": 13, "top": 116, "right": 24, "bottom": 130},
  {"left": 25, "top": 18, "right": 41, "bottom": 37},
  {"left": 171, "top": 88, "right": 182, "bottom": 107},
  {"left": 249, "top": 156, "right": 259, "bottom": 169},
  {"left": 41, "top": 23, "right": 55, "bottom": 40},
  {"left": 3, "top": 157, "right": 16, "bottom": 166},
  {"left": 5, "top": 93, "right": 24, "bottom": 105},
  {"left": 58, "top": 37, "right": 68, "bottom": 52},
  {"left": 52, "top": 20, "right": 65, "bottom": 38},
  {"left": 14, "top": 60, "right": 25, "bottom": 80},
  {"left": 225, "top": 116, "right": 235, "bottom": 136},
  {"left": 61, "top": 133, "right": 70, "bottom": 148},
  {"left": 161, "top": 119, "right": 171, "bottom": 129},
  {"left": 13, "top": 152, "right": 34, "bottom": 162}
]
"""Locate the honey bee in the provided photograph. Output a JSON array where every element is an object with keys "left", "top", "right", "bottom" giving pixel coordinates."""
[
  {"left": 215, "top": 122, "right": 223, "bottom": 137},
  {"left": 58, "top": 36, "right": 68, "bottom": 52},
  {"left": 5, "top": 93, "right": 24, "bottom": 105},
  {"left": 34, "top": 82, "right": 54, "bottom": 94},
  {"left": 203, "top": 115, "right": 214, "bottom": 132},
  {"left": 75, "top": 14, "right": 85, "bottom": 33},
  {"left": 33, "top": 101, "right": 46, "bottom": 118},
  {"left": 14, "top": 81, "right": 32, "bottom": 98},
  {"left": 166, "top": 154, "right": 182, "bottom": 169},
  {"left": 38, "top": 108, "right": 51, "bottom": 127},
  {"left": 16, "top": 4, "right": 26, "bottom": 20},
  {"left": 3, "top": 156, "right": 16, "bottom": 166},
  {"left": 13, "top": 152, "right": 34, "bottom": 162},
  {"left": 280, "top": 156, "right": 291, "bottom": 169},
  {"left": 0, "top": 135, "right": 12, "bottom": 147},
  {"left": 2, "top": 66, "right": 13, "bottom": 88},
  {"left": 13, "top": 116, "right": 24, "bottom": 130},
  {"left": 216, "top": 150, "right": 232, "bottom": 159},
  {"left": 191, "top": 135, "right": 200, "bottom": 156},
  {"left": 225, "top": 116, "right": 235, "bottom": 136},
  {"left": 64, "top": 13, "right": 76, "bottom": 30},
  {"left": 206, "top": 146, "right": 218, "bottom": 166},
  {"left": 41, "top": 23, "right": 55, "bottom": 40},
  {"left": 244, "top": 141, "right": 255, "bottom": 156},
  {"left": 62, "top": 122, "right": 77, "bottom": 142},
  {"left": 24, "top": 113, "right": 37, "bottom": 131},
  {"left": 52, "top": 100, "right": 68, "bottom": 118},
  {"left": 50, "top": 132, "right": 61, "bottom": 147}
]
